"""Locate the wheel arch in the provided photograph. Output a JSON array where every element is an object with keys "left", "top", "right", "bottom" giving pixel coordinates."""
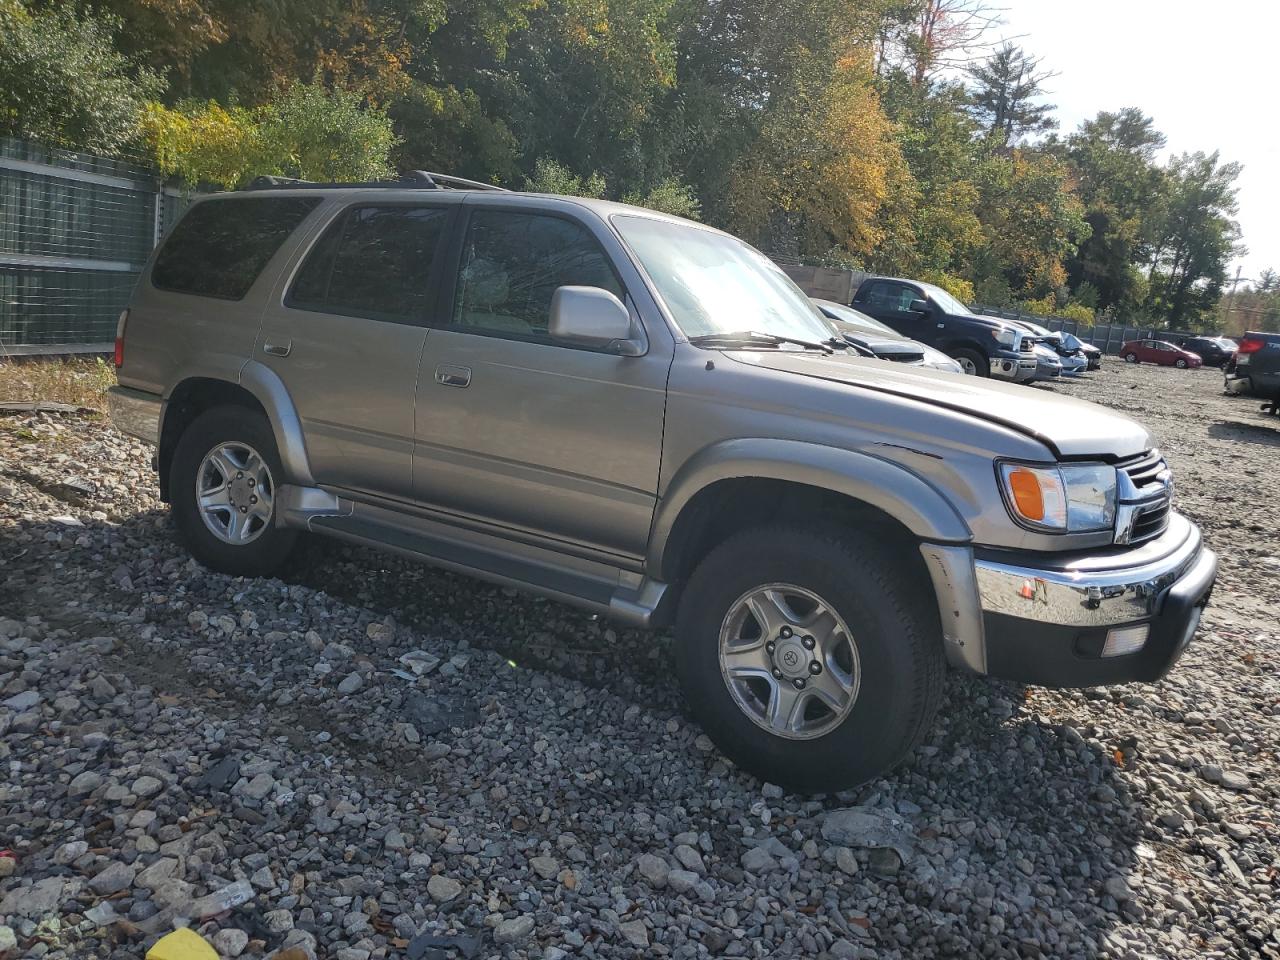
[
  {"left": 157, "top": 361, "right": 313, "bottom": 501},
  {"left": 649, "top": 439, "right": 972, "bottom": 591}
]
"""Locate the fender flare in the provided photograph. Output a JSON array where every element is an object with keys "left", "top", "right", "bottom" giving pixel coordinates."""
[
  {"left": 238, "top": 360, "right": 315, "bottom": 486},
  {"left": 647, "top": 438, "right": 972, "bottom": 577}
]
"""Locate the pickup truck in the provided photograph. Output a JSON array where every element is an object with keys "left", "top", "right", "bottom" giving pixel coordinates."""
[
  {"left": 107, "top": 177, "right": 1218, "bottom": 792},
  {"left": 851, "top": 276, "right": 1038, "bottom": 381}
]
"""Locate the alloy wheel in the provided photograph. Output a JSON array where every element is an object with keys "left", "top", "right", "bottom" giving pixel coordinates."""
[
  {"left": 196, "top": 441, "right": 275, "bottom": 545},
  {"left": 717, "top": 583, "right": 861, "bottom": 740}
]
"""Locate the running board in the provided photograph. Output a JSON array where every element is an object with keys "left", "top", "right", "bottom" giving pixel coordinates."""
[{"left": 308, "top": 509, "right": 668, "bottom": 628}]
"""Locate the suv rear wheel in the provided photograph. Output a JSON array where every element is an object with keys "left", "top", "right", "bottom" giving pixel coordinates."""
[
  {"left": 169, "top": 406, "right": 298, "bottom": 577},
  {"left": 949, "top": 347, "right": 987, "bottom": 377},
  {"left": 675, "top": 526, "right": 944, "bottom": 793}
]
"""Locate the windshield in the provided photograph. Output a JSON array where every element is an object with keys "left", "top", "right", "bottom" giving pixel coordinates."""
[
  {"left": 612, "top": 216, "right": 838, "bottom": 343},
  {"left": 919, "top": 282, "right": 973, "bottom": 316},
  {"left": 815, "top": 300, "right": 899, "bottom": 336}
]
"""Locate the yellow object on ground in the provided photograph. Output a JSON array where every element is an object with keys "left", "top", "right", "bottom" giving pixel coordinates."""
[{"left": 145, "top": 928, "right": 219, "bottom": 960}]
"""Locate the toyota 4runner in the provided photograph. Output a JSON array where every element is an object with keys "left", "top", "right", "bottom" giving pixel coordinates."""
[{"left": 108, "top": 174, "right": 1218, "bottom": 792}]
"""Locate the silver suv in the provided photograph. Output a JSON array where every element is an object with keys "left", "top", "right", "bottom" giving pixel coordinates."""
[{"left": 108, "top": 176, "right": 1217, "bottom": 792}]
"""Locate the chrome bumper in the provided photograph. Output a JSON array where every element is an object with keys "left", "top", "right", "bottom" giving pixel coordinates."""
[
  {"left": 974, "top": 513, "right": 1205, "bottom": 628},
  {"left": 106, "top": 385, "right": 162, "bottom": 445},
  {"left": 922, "top": 512, "right": 1217, "bottom": 684}
]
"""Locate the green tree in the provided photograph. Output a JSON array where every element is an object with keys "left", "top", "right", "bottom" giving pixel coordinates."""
[
  {"left": 1053, "top": 108, "right": 1167, "bottom": 311},
  {"left": 1145, "top": 151, "right": 1243, "bottom": 326},
  {"left": 144, "top": 83, "right": 397, "bottom": 187},
  {"left": 0, "top": 1, "right": 163, "bottom": 153},
  {"left": 966, "top": 43, "right": 1056, "bottom": 145}
]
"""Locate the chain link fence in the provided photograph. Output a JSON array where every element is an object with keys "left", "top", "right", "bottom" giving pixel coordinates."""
[{"left": 0, "top": 137, "right": 193, "bottom": 354}]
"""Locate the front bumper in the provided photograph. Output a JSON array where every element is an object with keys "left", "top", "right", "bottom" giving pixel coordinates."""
[
  {"left": 990, "top": 351, "right": 1039, "bottom": 382},
  {"left": 106, "top": 385, "right": 163, "bottom": 445},
  {"left": 922, "top": 512, "right": 1216, "bottom": 687}
]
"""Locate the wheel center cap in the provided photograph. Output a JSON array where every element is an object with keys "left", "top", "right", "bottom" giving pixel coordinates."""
[
  {"left": 774, "top": 638, "right": 810, "bottom": 679},
  {"left": 229, "top": 476, "right": 252, "bottom": 508}
]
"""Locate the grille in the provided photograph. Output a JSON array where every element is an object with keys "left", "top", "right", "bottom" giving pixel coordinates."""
[
  {"left": 1116, "top": 449, "right": 1171, "bottom": 543},
  {"left": 1130, "top": 501, "right": 1170, "bottom": 542},
  {"left": 1117, "top": 449, "right": 1167, "bottom": 491}
]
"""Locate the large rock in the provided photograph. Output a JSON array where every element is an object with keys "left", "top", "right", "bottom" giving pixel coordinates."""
[{"left": 0, "top": 877, "right": 82, "bottom": 917}]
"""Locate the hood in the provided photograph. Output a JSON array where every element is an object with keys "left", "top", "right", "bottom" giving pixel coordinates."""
[
  {"left": 843, "top": 332, "right": 925, "bottom": 361},
  {"left": 726, "top": 350, "right": 1153, "bottom": 458}
]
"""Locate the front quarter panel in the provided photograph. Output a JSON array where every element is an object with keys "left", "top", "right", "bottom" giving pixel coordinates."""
[{"left": 653, "top": 346, "right": 1099, "bottom": 564}]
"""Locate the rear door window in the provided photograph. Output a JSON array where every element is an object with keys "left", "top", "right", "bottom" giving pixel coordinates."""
[
  {"left": 287, "top": 205, "right": 450, "bottom": 322},
  {"left": 152, "top": 196, "right": 320, "bottom": 300}
]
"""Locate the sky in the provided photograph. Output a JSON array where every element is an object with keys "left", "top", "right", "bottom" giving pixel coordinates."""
[{"left": 997, "top": 0, "right": 1278, "bottom": 288}]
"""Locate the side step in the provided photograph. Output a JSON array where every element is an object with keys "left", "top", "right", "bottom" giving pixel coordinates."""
[{"left": 308, "top": 510, "right": 668, "bottom": 627}]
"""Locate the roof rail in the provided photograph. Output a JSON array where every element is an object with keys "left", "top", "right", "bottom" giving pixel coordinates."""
[{"left": 240, "top": 171, "right": 511, "bottom": 192}]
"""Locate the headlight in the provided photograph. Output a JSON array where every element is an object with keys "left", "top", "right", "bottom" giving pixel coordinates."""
[
  {"left": 990, "top": 327, "right": 1017, "bottom": 348},
  {"left": 997, "top": 461, "right": 1116, "bottom": 533}
]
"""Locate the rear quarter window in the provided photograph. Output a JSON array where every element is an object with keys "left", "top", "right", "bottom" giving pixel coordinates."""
[{"left": 151, "top": 196, "right": 320, "bottom": 300}]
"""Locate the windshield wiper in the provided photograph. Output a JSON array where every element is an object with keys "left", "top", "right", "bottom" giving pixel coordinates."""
[{"left": 688, "top": 330, "right": 839, "bottom": 354}]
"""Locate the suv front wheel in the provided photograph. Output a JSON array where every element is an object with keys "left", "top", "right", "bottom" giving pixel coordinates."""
[
  {"left": 675, "top": 526, "right": 944, "bottom": 793},
  {"left": 169, "top": 406, "right": 298, "bottom": 577}
]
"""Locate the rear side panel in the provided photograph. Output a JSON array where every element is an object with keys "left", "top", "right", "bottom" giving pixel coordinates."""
[{"left": 117, "top": 195, "right": 328, "bottom": 398}]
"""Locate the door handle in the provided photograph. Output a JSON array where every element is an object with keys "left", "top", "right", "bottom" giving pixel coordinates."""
[
  {"left": 263, "top": 339, "right": 291, "bottom": 357},
  {"left": 435, "top": 364, "right": 471, "bottom": 388}
]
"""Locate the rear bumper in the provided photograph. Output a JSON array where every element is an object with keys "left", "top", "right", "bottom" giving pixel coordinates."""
[
  {"left": 973, "top": 513, "right": 1215, "bottom": 686},
  {"left": 107, "top": 385, "right": 163, "bottom": 445},
  {"left": 922, "top": 513, "right": 1216, "bottom": 686}
]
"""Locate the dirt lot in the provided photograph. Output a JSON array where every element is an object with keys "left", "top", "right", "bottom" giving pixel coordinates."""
[{"left": 0, "top": 359, "right": 1277, "bottom": 959}]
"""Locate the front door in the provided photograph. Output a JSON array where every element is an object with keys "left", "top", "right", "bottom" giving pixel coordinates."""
[
  {"left": 258, "top": 200, "right": 457, "bottom": 499},
  {"left": 412, "top": 206, "right": 670, "bottom": 562},
  {"left": 857, "top": 280, "right": 930, "bottom": 341}
]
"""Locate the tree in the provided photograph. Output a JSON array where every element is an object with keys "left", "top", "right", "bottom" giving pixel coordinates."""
[
  {"left": 971, "top": 148, "right": 1091, "bottom": 297},
  {"left": 966, "top": 43, "right": 1056, "bottom": 145},
  {"left": 1052, "top": 108, "right": 1167, "bottom": 311},
  {"left": 0, "top": 1, "right": 163, "bottom": 153},
  {"left": 877, "top": 0, "right": 1003, "bottom": 84},
  {"left": 1145, "top": 151, "right": 1243, "bottom": 326},
  {"left": 143, "top": 83, "right": 397, "bottom": 188},
  {"left": 1255, "top": 268, "right": 1278, "bottom": 293}
]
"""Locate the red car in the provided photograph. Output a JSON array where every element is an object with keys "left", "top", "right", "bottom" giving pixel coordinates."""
[{"left": 1121, "top": 338, "right": 1203, "bottom": 368}]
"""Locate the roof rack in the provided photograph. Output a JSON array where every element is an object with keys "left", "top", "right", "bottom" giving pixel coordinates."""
[{"left": 241, "top": 171, "right": 511, "bottom": 192}]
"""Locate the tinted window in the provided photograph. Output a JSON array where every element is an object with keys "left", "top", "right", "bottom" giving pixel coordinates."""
[
  {"left": 289, "top": 205, "right": 449, "bottom": 321},
  {"left": 864, "top": 282, "right": 916, "bottom": 311},
  {"left": 451, "top": 211, "right": 622, "bottom": 340},
  {"left": 153, "top": 197, "right": 319, "bottom": 300}
]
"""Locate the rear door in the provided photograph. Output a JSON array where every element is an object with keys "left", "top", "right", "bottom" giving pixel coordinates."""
[
  {"left": 411, "top": 203, "right": 671, "bottom": 562},
  {"left": 258, "top": 198, "right": 458, "bottom": 499}
]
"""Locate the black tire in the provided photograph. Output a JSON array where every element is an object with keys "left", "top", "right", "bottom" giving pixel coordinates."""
[
  {"left": 949, "top": 347, "right": 988, "bottom": 377},
  {"left": 169, "top": 406, "right": 299, "bottom": 577},
  {"left": 1124, "top": 352, "right": 1138, "bottom": 363},
  {"left": 675, "top": 526, "right": 945, "bottom": 793},
  {"left": 1175, "top": 358, "right": 1188, "bottom": 369}
]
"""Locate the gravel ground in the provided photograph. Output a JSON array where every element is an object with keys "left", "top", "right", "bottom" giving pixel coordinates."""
[{"left": 0, "top": 359, "right": 1277, "bottom": 960}]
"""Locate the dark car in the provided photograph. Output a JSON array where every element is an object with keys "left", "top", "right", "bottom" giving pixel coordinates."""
[
  {"left": 1121, "top": 339, "right": 1203, "bottom": 368},
  {"left": 813, "top": 299, "right": 962, "bottom": 373},
  {"left": 851, "top": 276, "right": 1038, "bottom": 381},
  {"left": 1225, "top": 331, "right": 1280, "bottom": 410},
  {"left": 1180, "top": 336, "right": 1236, "bottom": 368}
]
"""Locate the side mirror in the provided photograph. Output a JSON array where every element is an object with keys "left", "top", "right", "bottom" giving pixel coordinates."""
[
  {"left": 909, "top": 298, "right": 929, "bottom": 314},
  {"left": 549, "top": 286, "right": 637, "bottom": 353}
]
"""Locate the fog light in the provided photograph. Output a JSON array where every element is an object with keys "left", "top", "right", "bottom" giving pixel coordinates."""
[{"left": 1102, "top": 624, "right": 1149, "bottom": 658}]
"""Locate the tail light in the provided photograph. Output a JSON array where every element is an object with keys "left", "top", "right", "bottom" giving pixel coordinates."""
[
  {"left": 113, "top": 309, "right": 129, "bottom": 368},
  {"left": 1237, "top": 337, "right": 1265, "bottom": 355}
]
